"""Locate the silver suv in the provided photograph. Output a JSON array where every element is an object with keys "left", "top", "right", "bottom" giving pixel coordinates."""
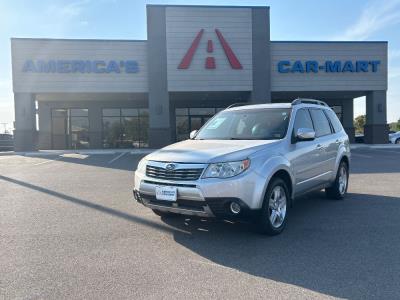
[{"left": 133, "top": 99, "right": 350, "bottom": 235}]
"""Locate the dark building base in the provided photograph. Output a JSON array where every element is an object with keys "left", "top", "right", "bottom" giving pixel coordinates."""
[
  {"left": 364, "top": 124, "right": 389, "bottom": 144},
  {"left": 149, "top": 128, "right": 173, "bottom": 148},
  {"left": 13, "top": 129, "right": 37, "bottom": 152}
]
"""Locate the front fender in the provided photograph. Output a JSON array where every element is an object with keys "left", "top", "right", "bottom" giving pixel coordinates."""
[
  {"left": 334, "top": 142, "right": 351, "bottom": 177},
  {"left": 252, "top": 155, "right": 294, "bottom": 208}
]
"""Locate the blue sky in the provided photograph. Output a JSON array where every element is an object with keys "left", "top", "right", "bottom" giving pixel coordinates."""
[{"left": 1, "top": 0, "right": 399, "bottom": 131}]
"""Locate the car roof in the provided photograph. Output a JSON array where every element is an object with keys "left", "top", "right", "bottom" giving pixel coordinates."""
[
  {"left": 226, "top": 103, "right": 292, "bottom": 111},
  {"left": 225, "top": 99, "right": 330, "bottom": 112}
]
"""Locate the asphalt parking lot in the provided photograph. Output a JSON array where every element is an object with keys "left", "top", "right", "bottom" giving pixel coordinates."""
[{"left": 1, "top": 148, "right": 400, "bottom": 299}]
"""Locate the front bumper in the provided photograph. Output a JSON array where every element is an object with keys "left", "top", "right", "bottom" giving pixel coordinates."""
[
  {"left": 133, "top": 189, "right": 215, "bottom": 217},
  {"left": 133, "top": 168, "right": 266, "bottom": 218}
]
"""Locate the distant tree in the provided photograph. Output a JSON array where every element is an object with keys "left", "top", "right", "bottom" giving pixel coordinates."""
[
  {"left": 354, "top": 115, "right": 366, "bottom": 134},
  {"left": 389, "top": 118, "right": 400, "bottom": 132}
]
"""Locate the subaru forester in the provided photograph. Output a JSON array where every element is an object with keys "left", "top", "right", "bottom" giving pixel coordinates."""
[{"left": 133, "top": 99, "right": 350, "bottom": 235}]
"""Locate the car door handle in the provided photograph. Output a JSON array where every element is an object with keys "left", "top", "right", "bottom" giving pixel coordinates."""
[
  {"left": 316, "top": 144, "right": 324, "bottom": 150},
  {"left": 335, "top": 139, "right": 340, "bottom": 144}
]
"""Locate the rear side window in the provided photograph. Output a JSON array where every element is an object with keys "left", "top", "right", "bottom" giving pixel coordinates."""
[
  {"left": 309, "top": 109, "right": 332, "bottom": 137},
  {"left": 293, "top": 109, "right": 314, "bottom": 134},
  {"left": 325, "top": 109, "right": 343, "bottom": 133}
]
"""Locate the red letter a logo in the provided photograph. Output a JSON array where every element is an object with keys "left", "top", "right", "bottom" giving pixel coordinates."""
[{"left": 178, "top": 29, "right": 243, "bottom": 70}]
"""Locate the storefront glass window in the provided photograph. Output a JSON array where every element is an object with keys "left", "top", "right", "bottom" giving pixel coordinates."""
[
  {"left": 176, "top": 116, "right": 190, "bottom": 141},
  {"left": 70, "top": 108, "right": 88, "bottom": 117},
  {"left": 103, "top": 109, "right": 120, "bottom": 117},
  {"left": 139, "top": 110, "right": 149, "bottom": 147},
  {"left": 102, "top": 117, "right": 122, "bottom": 148},
  {"left": 51, "top": 108, "right": 90, "bottom": 149},
  {"left": 102, "top": 108, "right": 148, "bottom": 148},
  {"left": 175, "top": 107, "right": 223, "bottom": 142},
  {"left": 121, "top": 108, "right": 139, "bottom": 117}
]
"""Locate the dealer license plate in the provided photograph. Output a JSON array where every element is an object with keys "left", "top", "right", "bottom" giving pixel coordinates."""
[{"left": 155, "top": 186, "right": 177, "bottom": 201}]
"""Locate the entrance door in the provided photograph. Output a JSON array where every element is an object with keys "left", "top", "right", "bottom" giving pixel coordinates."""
[
  {"left": 51, "top": 108, "right": 90, "bottom": 149},
  {"left": 175, "top": 108, "right": 220, "bottom": 141},
  {"left": 51, "top": 109, "right": 68, "bottom": 149}
]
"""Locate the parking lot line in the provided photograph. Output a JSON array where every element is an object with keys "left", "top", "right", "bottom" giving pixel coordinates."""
[
  {"left": 0, "top": 156, "right": 13, "bottom": 160},
  {"left": 33, "top": 157, "right": 60, "bottom": 166},
  {"left": 108, "top": 152, "right": 127, "bottom": 164}
]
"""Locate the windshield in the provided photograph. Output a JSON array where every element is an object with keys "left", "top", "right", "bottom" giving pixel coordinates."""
[{"left": 195, "top": 108, "right": 291, "bottom": 140}]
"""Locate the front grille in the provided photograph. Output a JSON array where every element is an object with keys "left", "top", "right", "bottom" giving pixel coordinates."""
[{"left": 146, "top": 165, "right": 204, "bottom": 181}]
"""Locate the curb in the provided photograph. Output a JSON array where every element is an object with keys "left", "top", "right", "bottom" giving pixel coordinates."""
[
  {"left": 0, "top": 149, "right": 156, "bottom": 157},
  {"left": 350, "top": 144, "right": 400, "bottom": 149},
  {"left": 2, "top": 145, "right": 399, "bottom": 156}
]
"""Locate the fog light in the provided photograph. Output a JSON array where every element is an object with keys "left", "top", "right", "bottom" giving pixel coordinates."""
[{"left": 230, "top": 202, "right": 241, "bottom": 214}]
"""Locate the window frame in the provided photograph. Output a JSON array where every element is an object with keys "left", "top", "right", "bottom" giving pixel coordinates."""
[
  {"left": 323, "top": 109, "right": 343, "bottom": 134},
  {"left": 292, "top": 108, "right": 315, "bottom": 143},
  {"left": 309, "top": 108, "right": 334, "bottom": 138}
]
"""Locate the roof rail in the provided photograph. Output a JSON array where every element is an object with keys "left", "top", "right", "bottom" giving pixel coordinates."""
[
  {"left": 226, "top": 102, "right": 247, "bottom": 109},
  {"left": 291, "top": 98, "right": 328, "bottom": 107}
]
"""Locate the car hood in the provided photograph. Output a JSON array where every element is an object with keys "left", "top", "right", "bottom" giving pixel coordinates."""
[{"left": 146, "top": 139, "right": 281, "bottom": 163}]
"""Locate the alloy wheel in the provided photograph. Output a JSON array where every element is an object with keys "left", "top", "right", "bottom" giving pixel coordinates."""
[
  {"left": 268, "top": 185, "right": 287, "bottom": 228},
  {"left": 338, "top": 165, "right": 348, "bottom": 195}
]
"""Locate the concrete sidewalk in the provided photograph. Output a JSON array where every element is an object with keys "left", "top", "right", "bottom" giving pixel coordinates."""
[
  {"left": 350, "top": 144, "right": 400, "bottom": 149},
  {"left": 1, "top": 144, "right": 399, "bottom": 157},
  {"left": 0, "top": 148, "right": 156, "bottom": 157}
]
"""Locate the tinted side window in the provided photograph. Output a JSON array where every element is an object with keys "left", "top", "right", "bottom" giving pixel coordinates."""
[
  {"left": 325, "top": 109, "right": 343, "bottom": 133},
  {"left": 309, "top": 109, "right": 332, "bottom": 137},
  {"left": 293, "top": 109, "right": 314, "bottom": 134}
]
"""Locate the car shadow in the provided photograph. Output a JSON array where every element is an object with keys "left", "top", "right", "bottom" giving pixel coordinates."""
[
  {"left": 160, "top": 191, "right": 400, "bottom": 299},
  {"left": 18, "top": 152, "right": 147, "bottom": 171},
  {"left": 2, "top": 172, "right": 400, "bottom": 298}
]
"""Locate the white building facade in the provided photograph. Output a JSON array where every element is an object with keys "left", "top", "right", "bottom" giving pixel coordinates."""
[{"left": 11, "top": 5, "right": 388, "bottom": 151}]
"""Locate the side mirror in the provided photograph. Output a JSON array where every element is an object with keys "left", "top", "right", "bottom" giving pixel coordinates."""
[
  {"left": 189, "top": 130, "right": 198, "bottom": 139},
  {"left": 296, "top": 128, "right": 315, "bottom": 142}
]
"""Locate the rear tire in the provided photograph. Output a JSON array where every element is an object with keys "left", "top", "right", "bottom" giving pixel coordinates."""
[
  {"left": 152, "top": 209, "right": 177, "bottom": 218},
  {"left": 255, "top": 178, "right": 290, "bottom": 236},
  {"left": 325, "top": 160, "right": 349, "bottom": 200},
  {"left": 396, "top": 138, "right": 400, "bottom": 144}
]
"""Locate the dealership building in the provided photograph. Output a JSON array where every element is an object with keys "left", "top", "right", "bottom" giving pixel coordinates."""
[{"left": 11, "top": 5, "right": 388, "bottom": 151}]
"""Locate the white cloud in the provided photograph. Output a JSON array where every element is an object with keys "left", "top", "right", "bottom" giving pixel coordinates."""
[
  {"left": 0, "top": 79, "right": 11, "bottom": 88},
  {"left": 333, "top": 0, "right": 400, "bottom": 122},
  {"left": 331, "top": 0, "right": 400, "bottom": 41},
  {"left": 389, "top": 66, "right": 400, "bottom": 78},
  {"left": 389, "top": 49, "right": 400, "bottom": 60},
  {"left": 48, "top": 0, "right": 90, "bottom": 19},
  {"left": 0, "top": 78, "right": 14, "bottom": 126},
  {"left": 41, "top": 0, "right": 91, "bottom": 32}
]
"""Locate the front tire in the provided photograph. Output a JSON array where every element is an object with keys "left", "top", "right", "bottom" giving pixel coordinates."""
[
  {"left": 255, "top": 178, "right": 290, "bottom": 236},
  {"left": 325, "top": 160, "right": 349, "bottom": 200}
]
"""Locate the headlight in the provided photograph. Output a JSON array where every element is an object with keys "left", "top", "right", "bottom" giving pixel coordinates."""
[
  {"left": 136, "top": 157, "right": 147, "bottom": 173},
  {"left": 202, "top": 159, "right": 250, "bottom": 179}
]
